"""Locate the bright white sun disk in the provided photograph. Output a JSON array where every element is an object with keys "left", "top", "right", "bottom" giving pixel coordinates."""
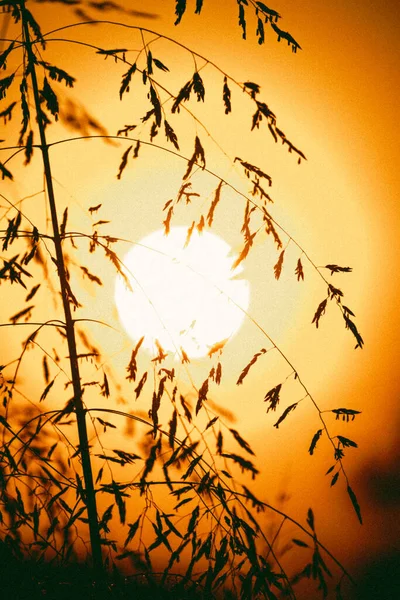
[{"left": 115, "top": 227, "right": 249, "bottom": 358}]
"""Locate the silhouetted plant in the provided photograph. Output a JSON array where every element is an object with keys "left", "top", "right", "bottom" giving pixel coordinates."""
[{"left": 0, "top": 1, "right": 364, "bottom": 598}]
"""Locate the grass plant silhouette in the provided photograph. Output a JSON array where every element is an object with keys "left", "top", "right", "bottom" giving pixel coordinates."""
[{"left": 0, "top": 1, "right": 364, "bottom": 598}]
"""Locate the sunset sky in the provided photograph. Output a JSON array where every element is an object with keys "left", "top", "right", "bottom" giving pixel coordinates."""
[{"left": 1, "top": 0, "right": 399, "bottom": 591}]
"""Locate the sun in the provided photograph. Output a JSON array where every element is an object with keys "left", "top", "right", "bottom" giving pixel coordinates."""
[{"left": 115, "top": 227, "right": 250, "bottom": 359}]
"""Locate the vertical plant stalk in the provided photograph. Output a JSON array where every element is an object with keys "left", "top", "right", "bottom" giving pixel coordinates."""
[{"left": 20, "top": 2, "right": 103, "bottom": 573}]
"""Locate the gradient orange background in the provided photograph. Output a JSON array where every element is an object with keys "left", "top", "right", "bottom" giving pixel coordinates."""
[{"left": 1, "top": 0, "right": 399, "bottom": 592}]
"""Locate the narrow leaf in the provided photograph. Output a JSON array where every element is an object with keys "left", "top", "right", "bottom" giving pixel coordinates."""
[
  {"left": 273, "top": 403, "right": 297, "bottom": 428},
  {"left": 264, "top": 383, "right": 282, "bottom": 412},
  {"left": 274, "top": 250, "right": 285, "bottom": 279},
  {"left": 295, "top": 258, "right": 304, "bottom": 281},
  {"left": 117, "top": 145, "right": 132, "bottom": 179},
  {"left": 312, "top": 298, "right": 328, "bottom": 328},
  {"left": 309, "top": 429, "right": 323, "bottom": 455},
  {"left": 347, "top": 485, "right": 362, "bottom": 524},
  {"left": 222, "top": 76, "right": 231, "bottom": 114}
]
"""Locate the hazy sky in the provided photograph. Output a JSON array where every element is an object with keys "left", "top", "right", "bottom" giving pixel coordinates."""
[{"left": 1, "top": 0, "right": 399, "bottom": 586}]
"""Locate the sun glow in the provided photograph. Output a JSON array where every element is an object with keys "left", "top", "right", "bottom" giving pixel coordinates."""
[{"left": 115, "top": 227, "right": 250, "bottom": 358}]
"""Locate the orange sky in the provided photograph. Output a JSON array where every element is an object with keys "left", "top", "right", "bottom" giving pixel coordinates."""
[{"left": 1, "top": 0, "right": 399, "bottom": 592}]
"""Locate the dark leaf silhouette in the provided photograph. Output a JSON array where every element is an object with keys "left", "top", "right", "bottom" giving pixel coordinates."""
[
  {"left": 262, "top": 208, "right": 282, "bottom": 248},
  {"left": 168, "top": 409, "right": 177, "bottom": 448},
  {"left": 264, "top": 383, "right": 282, "bottom": 412},
  {"left": 337, "top": 435, "right": 358, "bottom": 449},
  {"left": 116, "top": 145, "right": 132, "bottom": 179},
  {"left": 96, "top": 47, "right": 127, "bottom": 60},
  {"left": 274, "top": 249, "right": 285, "bottom": 279},
  {"left": 309, "top": 429, "right": 323, "bottom": 455},
  {"left": 332, "top": 408, "right": 361, "bottom": 422},
  {"left": 10, "top": 305, "right": 34, "bottom": 324},
  {"left": 295, "top": 258, "right": 304, "bottom": 281},
  {"left": 237, "top": 349, "right": 267, "bottom": 385},
  {"left": 0, "top": 41, "right": 15, "bottom": 71},
  {"left": 180, "top": 394, "right": 192, "bottom": 422},
  {"left": 222, "top": 76, "right": 232, "bottom": 114},
  {"left": 41, "top": 78, "right": 59, "bottom": 120},
  {"left": 207, "top": 181, "right": 223, "bottom": 227},
  {"left": 183, "top": 135, "right": 206, "bottom": 179},
  {"left": 0, "top": 74, "right": 14, "bottom": 100},
  {"left": 307, "top": 508, "right": 315, "bottom": 531},
  {"left": 193, "top": 71, "right": 205, "bottom": 101},
  {"left": 312, "top": 298, "right": 328, "bottom": 328},
  {"left": 110, "top": 480, "right": 127, "bottom": 525},
  {"left": 164, "top": 120, "right": 179, "bottom": 150},
  {"left": 229, "top": 428, "right": 255, "bottom": 455},
  {"left": 174, "top": 0, "right": 187, "bottom": 25},
  {"left": 343, "top": 305, "right": 355, "bottom": 317},
  {"left": 41, "top": 62, "right": 75, "bottom": 87},
  {"left": 215, "top": 362, "right": 222, "bottom": 385},
  {"left": 42, "top": 355, "right": 50, "bottom": 384},
  {"left": 24, "top": 126, "right": 34, "bottom": 163},
  {"left": 24, "top": 8, "right": 46, "bottom": 48},
  {"left": 153, "top": 57, "right": 169, "bottom": 72},
  {"left": 0, "top": 161, "right": 13, "bottom": 181},
  {"left": 140, "top": 437, "right": 161, "bottom": 486},
  {"left": 271, "top": 21, "right": 301, "bottom": 52},
  {"left": 205, "top": 416, "right": 218, "bottom": 431},
  {"left": 217, "top": 431, "right": 223, "bottom": 455},
  {"left": 124, "top": 515, "right": 141, "bottom": 547},
  {"left": 331, "top": 472, "right": 339, "bottom": 487},
  {"left": 126, "top": 336, "right": 144, "bottom": 382},
  {"left": 80, "top": 266, "right": 102, "bottom": 285},
  {"left": 96, "top": 417, "right": 117, "bottom": 432},
  {"left": 347, "top": 485, "right": 362, "bottom": 524},
  {"left": 171, "top": 79, "right": 193, "bottom": 113},
  {"left": 256, "top": 17, "right": 265, "bottom": 45},
  {"left": 117, "top": 124, "right": 136, "bottom": 136},
  {"left": 196, "top": 378, "right": 209, "bottom": 415},
  {"left": 195, "top": 0, "right": 204, "bottom": 15},
  {"left": 149, "top": 84, "right": 162, "bottom": 126},
  {"left": 238, "top": 1, "right": 247, "bottom": 39},
  {"left": 221, "top": 453, "right": 259, "bottom": 479},
  {"left": 256, "top": 2, "right": 281, "bottom": 22},
  {"left": 0, "top": 101, "right": 16, "bottom": 123},
  {"left": 133, "top": 140, "right": 140, "bottom": 158},
  {"left": 243, "top": 81, "right": 260, "bottom": 98},
  {"left": 242, "top": 485, "right": 265, "bottom": 512},
  {"left": 119, "top": 63, "right": 137, "bottom": 99},
  {"left": 25, "top": 283, "right": 40, "bottom": 302},
  {"left": 3, "top": 211, "right": 22, "bottom": 251},
  {"left": 235, "top": 156, "right": 272, "bottom": 185},
  {"left": 19, "top": 78, "right": 30, "bottom": 146},
  {"left": 186, "top": 505, "right": 200, "bottom": 536},
  {"left": 292, "top": 538, "right": 309, "bottom": 548},
  {"left": 101, "top": 372, "right": 110, "bottom": 397},
  {"left": 182, "top": 454, "right": 202, "bottom": 480},
  {"left": 40, "top": 379, "right": 55, "bottom": 402},
  {"left": 328, "top": 283, "right": 343, "bottom": 300},
  {"left": 325, "top": 264, "right": 352, "bottom": 275},
  {"left": 343, "top": 314, "right": 364, "bottom": 349},
  {"left": 274, "top": 402, "right": 297, "bottom": 428}
]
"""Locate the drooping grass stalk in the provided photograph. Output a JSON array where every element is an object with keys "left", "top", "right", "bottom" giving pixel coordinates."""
[{"left": 19, "top": 0, "right": 102, "bottom": 573}]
